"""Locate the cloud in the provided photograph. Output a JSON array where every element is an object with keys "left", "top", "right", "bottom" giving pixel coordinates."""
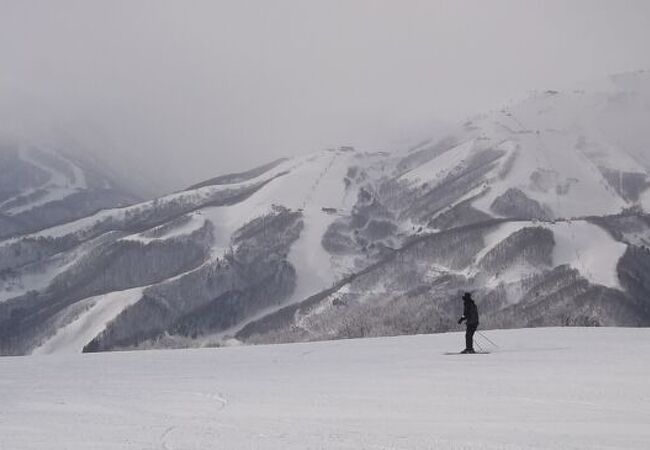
[{"left": 2, "top": 0, "right": 650, "bottom": 192}]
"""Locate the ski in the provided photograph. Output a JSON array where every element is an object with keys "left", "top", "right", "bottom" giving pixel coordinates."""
[{"left": 443, "top": 351, "right": 491, "bottom": 355}]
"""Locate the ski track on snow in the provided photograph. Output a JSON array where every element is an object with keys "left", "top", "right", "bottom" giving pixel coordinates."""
[{"left": 2, "top": 328, "right": 650, "bottom": 450}]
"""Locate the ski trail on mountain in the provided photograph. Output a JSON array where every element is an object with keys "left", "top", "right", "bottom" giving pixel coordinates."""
[
  {"left": 6, "top": 148, "right": 86, "bottom": 215},
  {"left": 287, "top": 151, "right": 349, "bottom": 304},
  {"left": 32, "top": 287, "right": 147, "bottom": 355}
]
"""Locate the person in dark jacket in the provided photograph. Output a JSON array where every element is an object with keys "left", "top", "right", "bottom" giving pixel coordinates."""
[{"left": 458, "top": 292, "right": 479, "bottom": 353}]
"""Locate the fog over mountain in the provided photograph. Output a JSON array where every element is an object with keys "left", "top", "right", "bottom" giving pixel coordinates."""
[
  {"left": 2, "top": 1, "right": 650, "bottom": 193},
  {"left": 3, "top": 70, "right": 650, "bottom": 355},
  {"left": 4, "top": 4, "right": 650, "bottom": 450},
  {"left": 3, "top": 2, "right": 650, "bottom": 356}
]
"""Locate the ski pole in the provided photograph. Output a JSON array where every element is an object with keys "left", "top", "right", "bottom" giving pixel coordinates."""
[
  {"left": 477, "top": 331, "right": 499, "bottom": 349},
  {"left": 476, "top": 334, "right": 498, "bottom": 350},
  {"left": 475, "top": 333, "right": 492, "bottom": 351}
]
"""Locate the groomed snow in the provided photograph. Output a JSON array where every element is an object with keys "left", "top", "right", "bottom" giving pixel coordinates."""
[
  {"left": 472, "top": 220, "right": 626, "bottom": 290},
  {"left": 202, "top": 150, "right": 360, "bottom": 304},
  {"left": 31, "top": 287, "right": 144, "bottom": 355},
  {"left": 473, "top": 221, "right": 530, "bottom": 265},
  {"left": 547, "top": 221, "right": 627, "bottom": 289},
  {"left": 1, "top": 328, "right": 649, "bottom": 449},
  {"left": 121, "top": 213, "right": 207, "bottom": 244},
  {"left": 399, "top": 139, "right": 476, "bottom": 186}
]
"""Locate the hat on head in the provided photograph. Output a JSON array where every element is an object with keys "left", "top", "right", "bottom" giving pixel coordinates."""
[{"left": 462, "top": 292, "right": 472, "bottom": 301}]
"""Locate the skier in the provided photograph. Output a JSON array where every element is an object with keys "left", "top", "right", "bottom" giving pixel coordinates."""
[{"left": 458, "top": 292, "right": 479, "bottom": 354}]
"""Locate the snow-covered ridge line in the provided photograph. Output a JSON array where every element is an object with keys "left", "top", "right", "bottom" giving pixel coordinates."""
[
  {"left": 0, "top": 166, "right": 289, "bottom": 247},
  {"left": 121, "top": 212, "right": 208, "bottom": 244},
  {"left": 3, "top": 72, "right": 650, "bottom": 355},
  {"left": 5, "top": 147, "right": 89, "bottom": 215},
  {"left": 0, "top": 143, "right": 141, "bottom": 241},
  {"left": 187, "top": 157, "right": 290, "bottom": 190}
]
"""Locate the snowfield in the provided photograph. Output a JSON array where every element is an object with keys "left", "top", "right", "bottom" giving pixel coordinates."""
[
  {"left": 2, "top": 328, "right": 649, "bottom": 450},
  {"left": 473, "top": 220, "right": 627, "bottom": 290},
  {"left": 32, "top": 287, "right": 146, "bottom": 355}
]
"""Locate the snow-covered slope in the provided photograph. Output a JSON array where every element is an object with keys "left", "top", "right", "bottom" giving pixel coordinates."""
[
  {"left": 31, "top": 287, "right": 145, "bottom": 355},
  {"left": 0, "top": 141, "right": 139, "bottom": 239},
  {"left": 1, "top": 328, "right": 649, "bottom": 450},
  {"left": 229, "top": 72, "right": 650, "bottom": 346},
  {"left": 2, "top": 72, "right": 650, "bottom": 355},
  {"left": 0, "top": 147, "right": 388, "bottom": 355},
  {"left": 396, "top": 73, "right": 650, "bottom": 221}
]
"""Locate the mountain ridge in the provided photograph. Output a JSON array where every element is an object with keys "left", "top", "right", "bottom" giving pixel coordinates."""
[{"left": 2, "top": 71, "right": 650, "bottom": 355}]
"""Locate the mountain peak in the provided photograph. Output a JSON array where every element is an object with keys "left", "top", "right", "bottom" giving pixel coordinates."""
[{"left": 2, "top": 74, "right": 650, "bottom": 355}]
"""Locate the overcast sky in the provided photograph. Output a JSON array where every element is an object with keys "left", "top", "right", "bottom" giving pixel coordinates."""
[{"left": 2, "top": 0, "right": 650, "bottom": 193}]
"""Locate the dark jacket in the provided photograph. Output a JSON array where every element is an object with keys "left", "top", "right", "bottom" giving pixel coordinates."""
[{"left": 462, "top": 299, "right": 479, "bottom": 326}]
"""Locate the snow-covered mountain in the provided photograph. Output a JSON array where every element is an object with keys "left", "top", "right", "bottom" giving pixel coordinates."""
[
  {"left": 0, "top": 141, "right": 140, "bottom": 240},
  {"left": 2, "top": 71, "right": 650, "bottom": 355}
]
